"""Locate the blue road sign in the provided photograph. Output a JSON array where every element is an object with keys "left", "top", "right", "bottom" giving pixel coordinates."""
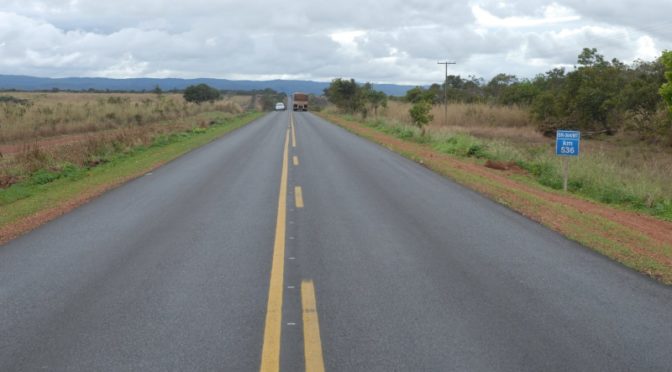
[{"left": 556, "top": 130, "right": 580, "bottom": 156}]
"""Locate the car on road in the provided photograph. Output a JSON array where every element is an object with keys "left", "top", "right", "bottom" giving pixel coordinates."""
[{"left": 275, "top": 102, "right": 286, "bottom": 111}]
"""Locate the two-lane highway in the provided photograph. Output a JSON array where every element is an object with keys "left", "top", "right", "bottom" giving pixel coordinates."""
[{"left": 1, "top": 111, "right": 671, "bottom": 371}]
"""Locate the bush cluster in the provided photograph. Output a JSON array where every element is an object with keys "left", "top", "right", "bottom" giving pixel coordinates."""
[{"left": 402, "top": 48, "right": 672, "bottom": 144}]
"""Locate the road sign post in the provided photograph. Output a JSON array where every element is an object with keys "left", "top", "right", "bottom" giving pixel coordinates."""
[{"left": 555, "top": 130, "right": 580, "bottom": 192}]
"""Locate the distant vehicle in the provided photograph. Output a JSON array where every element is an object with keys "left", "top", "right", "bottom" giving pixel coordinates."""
[
  {"left": 293, "top": 92, "right": 308, "bottom": 111},
  {"left": 275, "top": 102, "right": 285, "bottom": 111}
]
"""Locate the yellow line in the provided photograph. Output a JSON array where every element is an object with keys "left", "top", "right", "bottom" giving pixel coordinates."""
[
  {"left": 294, "top": 186, "right": 304, "bottom": 208},
  {"left": 291, "top": 114, "right": 297, "bottom": 148},
  {"left": 301, "top": 280, "right": 325, "bottom": 372},
  {"left": 293, "top": 156, "right": 299, "bottom": 166},
  {"left": 259, "top": 129, "right": 290, "bottom": 372}
]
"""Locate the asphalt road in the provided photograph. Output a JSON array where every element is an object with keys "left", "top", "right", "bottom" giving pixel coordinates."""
[{"left": 1, "top": 111, "right": 671, "bottom": 371}]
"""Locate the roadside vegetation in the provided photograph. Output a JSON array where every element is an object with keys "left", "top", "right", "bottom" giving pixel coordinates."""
[
  {"left": 0, "top": 87, "right": 266, "bottom": 241},
  {"left": 320, "top": 48, "right": 672, "bottom": 283},
  {"left": 0, "top": 91, "right": 247, "bottom": 144},
  {"left": 0, "top": 90, "right": 249, "bottom": 187},
  {"left": 322, "top": 48, "right": 672, "bottom": 221}
]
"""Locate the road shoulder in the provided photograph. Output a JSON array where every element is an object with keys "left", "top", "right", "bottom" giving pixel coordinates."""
[{"left": 316, "top": 112, "right": 672, "bottom": 285}]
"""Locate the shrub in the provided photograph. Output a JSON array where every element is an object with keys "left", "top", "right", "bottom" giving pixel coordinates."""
[
  {"left": 409, "top": 100, "right": 433, "bottom": 134},
  {"left": 183, "top": 84, "right": 221, "bottom": 104}
]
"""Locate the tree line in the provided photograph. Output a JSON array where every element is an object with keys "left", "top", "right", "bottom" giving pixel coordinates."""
[
  {"left": 404, "top": 48, "right": 672, "bottom": 142},
  {"left": 324, "top": 48, "right": 672, "bottom": 144},
  {"left": 323, "top": 79, "right": 388, "bottom": 118},
  {"left": 181, "top": 84, "right": 287, "bottom": 112}
]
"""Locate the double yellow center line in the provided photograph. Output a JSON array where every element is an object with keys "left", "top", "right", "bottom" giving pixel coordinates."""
[
  {"left": 259, "top": 127, "right": 289, "bottom": 372},
  {"left": 260, "top": 112, "right": 325, "bottom": 372}
]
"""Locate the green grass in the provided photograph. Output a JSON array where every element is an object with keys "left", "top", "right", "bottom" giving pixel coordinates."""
[
  {"left": 0, "top": 111, "right": 263, "bottom": 229},
  {"left": 354, "top": 116, "right": 672, "bottom": 221}
]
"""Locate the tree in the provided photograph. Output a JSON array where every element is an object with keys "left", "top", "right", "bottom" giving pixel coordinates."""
[
  {"left": 405, "top": 86, "right": 437, "bottom": 104},
  {"left": 498, "top": 80, "right": 540, "bottom": 106},
  {"left": 658, "top": 51, "right": 672, "bottom": 145},
  {"left": 531, "top": 48, "right": 627, "bottom": 135},
  {"left": 660, "top": 50, "right": 672, "bottom": 114},
  {"left": 361, "top": 83, "right": 387, "bottom": 117},
  {"left": 405, "top": 87, "right": 424, "bottom": 103},
  {"left": 153, "top": 85, "right": 163, "bottom": 96},
  {"left": 578, "top": 47, "right": 607, "bottom": 67},
  {"left": 324, "top": 78, "right": 387, "bottom": 117},
  {"left": 368, "top": 90, "right": 387, "bottom": 117},
  {"left": 409, "top": 100, "right": 433, "bottom": 135},
  {"left": 324, "top": 78, "right": 364, "bottom": 113},
  {"left": 485, "top": 73, "right": 518, "bottom": 102},
  {"left": 183, "top": 84, "right": 221, "bottom": 104}
]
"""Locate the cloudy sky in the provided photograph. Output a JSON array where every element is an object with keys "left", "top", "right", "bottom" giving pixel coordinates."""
[{"left": 0, "top": 0, "right": 670, "bottom": 85}]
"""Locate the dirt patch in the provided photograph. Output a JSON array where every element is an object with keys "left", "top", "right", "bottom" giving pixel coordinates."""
[{"left": 484, "top": 160, "right": 525, "bottom": 174}]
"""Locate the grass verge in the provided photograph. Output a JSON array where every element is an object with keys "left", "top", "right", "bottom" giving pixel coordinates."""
[
  {"left": 0, "top": 111, "right": 263, "bottom": 243},
  {"left": 349, "top": 115, "right": 672, "bottom": 221},
  {"left": 318, "top": 112, "right": 672, "bottom": 285}
]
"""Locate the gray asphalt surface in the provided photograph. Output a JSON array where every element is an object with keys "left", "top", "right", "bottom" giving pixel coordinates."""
[{"left": 1, "top": 111, "right": 671, "bottom": 371}]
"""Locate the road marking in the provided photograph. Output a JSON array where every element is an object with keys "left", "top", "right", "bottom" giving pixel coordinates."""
[
  {"left": 293, "top": 155, "right": 299, "bottom": 166},
  {"left": 291, "top": 114, "right": 297, "bottom": 148},
  {"left": 259, "top": 128, "right": 290, "bottom": 372},
  {"left": 301, "top": 280, "right": 325, "bottom": 372},
  {"left": 294, "top": 186, "right": 304, "bottom": 208}
]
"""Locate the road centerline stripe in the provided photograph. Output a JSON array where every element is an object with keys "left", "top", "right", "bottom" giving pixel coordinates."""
[
  {"left": 293, "top": 156, "right": 299, "bottom": 166},
  {"left": 295, "top": 186, "right": 304, "bottom": 209},
  {"left": 259, "top": 128, "right": 290, "bottom": 372},
  {"left": 291, "top": 114, "right": 297, "bottom": 148},
  {"left": 301, "top": 280, "right": 325, "bottom": 372}
]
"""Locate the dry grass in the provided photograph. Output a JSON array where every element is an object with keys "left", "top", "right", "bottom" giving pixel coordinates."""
[
  {"left": 382, "top": 101, "right": 539, "bottom": 144},
  {"left": 385, "top": 100, "right": 532, "bottom": 127},
  {"left": 0, "top": 92, "right": 249, "bottom": 143},
  {"left": 356, "top": 101, "right": 672, "bottom": 218},
  {"left": 0, "top": 92, "right": 251, "bottom": 188}
]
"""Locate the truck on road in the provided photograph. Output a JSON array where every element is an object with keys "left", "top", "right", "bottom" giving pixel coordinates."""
[{"left": 293, "top": 92, "right": 308, "bottom": 111}]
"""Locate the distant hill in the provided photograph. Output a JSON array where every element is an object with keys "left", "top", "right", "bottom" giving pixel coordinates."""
[{"left": 0, "top": 75, "right": 415, "bottom": 96}]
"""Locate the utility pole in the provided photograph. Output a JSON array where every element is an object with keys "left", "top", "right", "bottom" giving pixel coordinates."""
[{"left": 437, "top": 61, "right": 456, "bottom": 126}]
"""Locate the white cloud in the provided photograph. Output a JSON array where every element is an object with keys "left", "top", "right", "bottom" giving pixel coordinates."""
[
  {"left": 636, "top": 35, "right": 659, "bottom": 61},
  {"left": 0, "top": 0, "right": 670, "bottom": 85},
  {"left": 96, "top": 53, "right": 149, "bottom": 78},
  {"left": 472, "top": 3, "right": 580, "bottom": 28}
]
